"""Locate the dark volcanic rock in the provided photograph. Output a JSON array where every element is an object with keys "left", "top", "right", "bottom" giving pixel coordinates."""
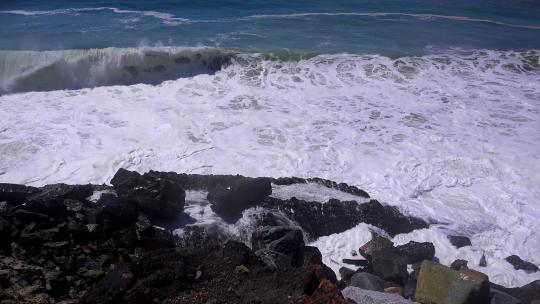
[
  {"left": 31, "top": 183, "right": 93, "bottom": 203},
  {"left": 110, "top": 168, "right": 186, "bottom": 221},
  {"left": 258, "top": 198, "right": 428, "bottom": 238},
  {"left": 82, "top": 265, "right": 133, "bottom": 304},
  {"left": 395, "top": 241, "right": 435, "bottom": 264},
  {"left": 252, "top": 226, "right": 305, "bottom": 267},
  {"left": 492, "top": 280, "right": 540, "bottom": 304},
  {"left": 0, "top": 183, "right": 39, "bottom": 205},
  {"left": 342, "top": 258, "right": 369, "bottom": 267},
  {"left": 490, "top": 288, "right": 522, "bottom": 304},
  {"left": 208, "top": 177, "right": 271, "bottom": 217},
  {"left": 447, "top": 235, "right": 472, "bottom": 248},
  {"left": 0, "top": 216, "right": 12, "bottom": 254},
  {"left": 450, "top": 259, "right": 468, "bottom": 271},
  {"left": 98, "top": 193, "right": 138, "bottom": 230},
  {"left": 505, "top": 255, "right": 539, "bottom": 273},
  {"left": 371, "top": 248, "right": 409, "bottom": 285},
  {"left": 479, "top": 254, "right": 487, "bottom": 267}
]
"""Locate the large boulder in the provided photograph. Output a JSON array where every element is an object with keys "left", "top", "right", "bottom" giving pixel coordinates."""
[
  {"left": 341, "top": 286, "right": 415, "bottom": 304},
  {"left": 415, "top": 260, "right": 490, "bottom": 304},
  {"left": 505, "top": 255, "right": 539, "bottom": 273},
  {"left": 252, "top": 226, "right": 305, "bottom": 268},
  {"left": 208, "top": 177, "right": 272, "bottom": 217},
  {"left": 371, "top": 248, "right": 408, "bottom": 285},
  {"left": 349, "top": 272, "right": 385, "bottom": 292},
  {"left": 110, "top": 168, "right": 185, "bottom": 221},
  {"left": 395, "top": 241, "right": 435, "bottom": 264}
]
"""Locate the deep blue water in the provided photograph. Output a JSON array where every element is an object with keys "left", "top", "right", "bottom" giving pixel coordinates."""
[{"left": 1, "top": 0, "right": 540, "bottom": 55}]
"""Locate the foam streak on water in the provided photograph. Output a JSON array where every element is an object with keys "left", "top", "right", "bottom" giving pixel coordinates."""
[{"left": 0, "top": 48, "right": 539, "bottom": 286}]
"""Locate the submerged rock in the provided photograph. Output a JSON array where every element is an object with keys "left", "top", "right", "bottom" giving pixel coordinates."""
[
  {"left": 447, "top": 235, "right": 472, "bottom": 248},
  {"left": 505, "top": 255, "right": 539, "bottom": 273}
]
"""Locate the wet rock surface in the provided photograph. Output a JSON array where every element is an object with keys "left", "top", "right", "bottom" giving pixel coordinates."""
[
  {"left": 1, "top": 168, "right": 537, "bottom": 304},
  {"left": 447, "top": 235, "right": 472, "bottom": 248},
  {"left": 258, "top": 198, "right": 428, "bottom": 239},
  {"left": 505, "top": 255, "right": 539, "bottom": 273}
]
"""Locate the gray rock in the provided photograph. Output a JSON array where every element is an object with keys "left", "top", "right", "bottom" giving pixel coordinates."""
[
  {"left": 349, "top": 272, "right": 385, "bottom": 291},
  {"left": 342, "top": 286, "right": 415, "bottom": 304},
  {"left": 490, "top": 288, "right": 522, "bottom": 304},
  {"left": 339, "top": 267, "right": 356, "bottom": 284}
]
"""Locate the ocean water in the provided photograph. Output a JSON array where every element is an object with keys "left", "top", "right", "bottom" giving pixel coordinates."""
[{"left": 1, "top": 0, "right": 540, "bottom": 287}]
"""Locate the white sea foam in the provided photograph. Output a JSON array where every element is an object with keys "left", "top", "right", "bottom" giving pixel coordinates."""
[
  {"left": 0, "top": 49, "right": 539, "bottom": 286},
  {"left": 244, "top": 12, "right": 540, "bottom": 30},
  {"left": 271, "top": 183, "right": 369, "bottom": 203},
  {"left": 0, "top": 7, "right": 190, "bottom": 25}
]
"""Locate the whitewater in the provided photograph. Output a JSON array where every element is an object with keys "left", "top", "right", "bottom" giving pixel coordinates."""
[{"left": 1, "top": 47, "right": 539, "bottom": 287}]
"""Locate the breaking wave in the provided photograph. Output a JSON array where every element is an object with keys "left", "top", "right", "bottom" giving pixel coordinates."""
[
  {"left": 0, "top": 47, "right": 236, "bottom": 94},
  {"left": 1, "top": 47, "right": 539, "bottom": 95}
]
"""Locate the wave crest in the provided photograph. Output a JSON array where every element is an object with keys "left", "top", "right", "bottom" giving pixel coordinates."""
[{"left": 0, "top": 47, "right": 234, "bottom": 94}]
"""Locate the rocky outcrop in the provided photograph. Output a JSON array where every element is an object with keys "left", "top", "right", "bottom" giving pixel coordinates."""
[
  {"left": 258, "top": 198, "right": 429, "bottom": 238},
  {"left": 208, "top": 177, "right": 272, "bottom": 218},
  {"left": 0, "top": 183, "right": 40, "bottom": 205},
  {"left": 110, "top": 168, "right": 186, "bottom": 221}
]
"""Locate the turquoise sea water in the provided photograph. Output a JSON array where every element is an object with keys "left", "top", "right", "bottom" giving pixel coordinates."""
[{"left": 1, "top": 0, "right": 540, "bottom": 54}]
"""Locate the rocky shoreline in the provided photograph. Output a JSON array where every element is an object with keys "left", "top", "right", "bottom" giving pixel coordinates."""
[{"left": 0, "top": 169, "right": 538, "bottom": 303}]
